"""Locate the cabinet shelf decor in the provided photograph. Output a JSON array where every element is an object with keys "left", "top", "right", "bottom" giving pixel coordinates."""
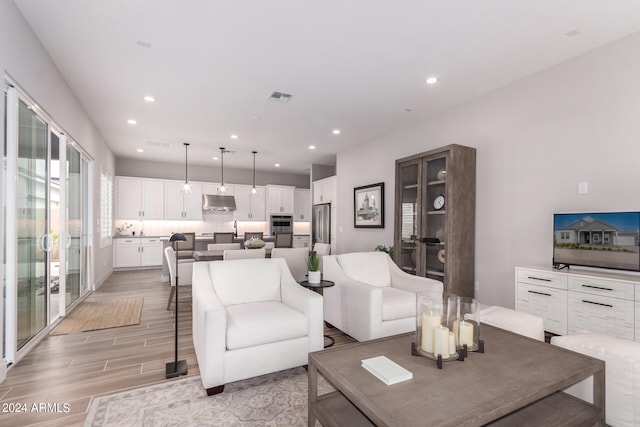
[{"left": 394, "top": 144, "right": 476, "bottom": 297}]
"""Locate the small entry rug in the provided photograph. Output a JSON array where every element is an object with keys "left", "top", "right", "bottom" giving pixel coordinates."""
[
  {"left": 50, "top": 297, "right": 144, "bottom": 335},
  {"left": 84, "top": 367, "right": 334, "bottom": 426}
]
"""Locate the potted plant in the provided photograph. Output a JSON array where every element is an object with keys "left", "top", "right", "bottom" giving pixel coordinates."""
[
  {"left": 374, "top": 244, "right": 394, "bottom": 259},
  {"left": 307, "top": 251, "right": 321, "bottom": 284}
]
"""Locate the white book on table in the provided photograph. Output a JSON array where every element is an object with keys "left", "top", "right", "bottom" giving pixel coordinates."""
[{"left": 361, "top": 356, "right": 413, "bottom": 385}]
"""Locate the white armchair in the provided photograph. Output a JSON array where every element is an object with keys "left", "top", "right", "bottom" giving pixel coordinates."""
[
  {"left": 323, "top": 252, "right": 443, "bottom": 342},
  {"left": 552, "top": 332, "right": 640, "bottom": 426},
  {"left": 270, "top": 247, "right": 309, "bottom": 282},
  {"left": 164, "top": 246, "right": 194, "bottom": 310},
  {"left": 192, "top": 258, "right": 324, "bottom": 395}
]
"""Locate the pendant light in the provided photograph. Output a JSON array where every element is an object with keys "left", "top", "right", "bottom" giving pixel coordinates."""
[
  {"left": 251, "top": 151, "right": 258, "bottom": 195},
  {"left": 182, "top": 143, "right": 191, "bottom": 194},
  {"left": 218, "top": 147, "right": 226, "bottom": 193}
]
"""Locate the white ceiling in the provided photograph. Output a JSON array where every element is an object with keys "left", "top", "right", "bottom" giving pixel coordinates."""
[{"left": 14, "top": 0, "right": 640, "bottom": 174}]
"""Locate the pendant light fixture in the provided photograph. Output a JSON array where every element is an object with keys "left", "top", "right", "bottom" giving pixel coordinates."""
[
  {"left": 182, "top": 143, "right": 191, "bottom": 194},
  {"left": 251, "top": 151, "right": 258, "bottom": 195},
  {"left": 218, "top": 147, "right": 226, "bottom": 193}
]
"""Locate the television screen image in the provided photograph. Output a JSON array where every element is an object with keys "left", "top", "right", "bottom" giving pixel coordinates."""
[{"left": 553, "top": 212, "right": 640, "bottom": 271}]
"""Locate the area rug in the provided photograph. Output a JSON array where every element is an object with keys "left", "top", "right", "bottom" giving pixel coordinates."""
[
  {"left": 84, "top": 367, "right": 334, "bottom": 426},
  {"left": 50, "top": 297, "right": 144, "bottom": 335}
]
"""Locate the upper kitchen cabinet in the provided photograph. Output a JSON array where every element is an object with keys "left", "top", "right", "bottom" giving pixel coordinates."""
[
  {"left": 294, "top": 188, "right": 311, "bottom": 221},
  {"left": 312, "top": 176, "right": 337, "bottom": 206},
  {"left": 266, "top": 185, "right": 295, "bottom": 214},
  {"left": 116, "top": 177, "right": 165, "bottom": 220},
  {"left": 393, "top": 144, "right": 476, "bottom": 298},
  {"left": 164, "top": 180, "right": 203, "bottom": 220},
  {"left": 234, "top": 184, "right": 266, "bottom": 221}
]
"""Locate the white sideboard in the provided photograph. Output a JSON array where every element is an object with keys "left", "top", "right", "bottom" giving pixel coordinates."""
[{"left": 516, "top": 266, "right": 640, "bottom": 342}]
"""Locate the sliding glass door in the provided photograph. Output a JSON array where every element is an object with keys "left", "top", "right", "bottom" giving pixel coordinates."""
[
  {"left": 4, "top": 84, "right": 93, "bottom": 364},
  {"left": 66, "top": 143, "right": 89, "bottom": 306},
  {"left": 16, "top": 99, "right": 49, "bottom": 351}
]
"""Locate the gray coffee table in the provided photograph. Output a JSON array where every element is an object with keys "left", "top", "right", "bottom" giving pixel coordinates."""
[{"left": 308, "top": 325, "right": 604, "bottom": 427}]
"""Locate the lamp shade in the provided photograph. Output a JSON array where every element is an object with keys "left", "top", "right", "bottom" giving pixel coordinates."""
[{"left": 169, "top": 233, "right": 187, "bottom": 242}]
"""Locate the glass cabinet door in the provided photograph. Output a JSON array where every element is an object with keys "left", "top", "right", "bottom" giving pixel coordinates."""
[
  {"left": 423, "top": 155, "right": 447, "bottom": 282},
  {"left": 398, "top": 160, "right": 421, "bottom": 274}
]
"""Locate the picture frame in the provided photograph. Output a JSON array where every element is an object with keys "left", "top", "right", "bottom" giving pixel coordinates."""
[{"left": 354, "top": 182, "right": 384, "bottom": 228}]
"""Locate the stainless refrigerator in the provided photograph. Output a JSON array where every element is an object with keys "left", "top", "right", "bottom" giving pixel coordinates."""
[{"left": 312, "top": 203, "right": 331, "bottom": 245}]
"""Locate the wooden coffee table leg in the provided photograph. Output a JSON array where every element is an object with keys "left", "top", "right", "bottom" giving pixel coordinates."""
[
  {"left": 308, "top": 362, "right": 318, "bottom": 427},
  {"left": 593, "top": 368, "right": 606, "bottom": 425}
]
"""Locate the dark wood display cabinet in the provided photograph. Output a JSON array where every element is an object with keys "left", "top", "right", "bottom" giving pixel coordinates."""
[{"left": 394, "top": 144, "right": 476, "bottom": 297}]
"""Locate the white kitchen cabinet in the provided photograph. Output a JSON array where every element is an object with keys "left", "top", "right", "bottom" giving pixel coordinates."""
[
  {"left": 164, "top": 181, "right": 203, "bottom": 220},
  {"left": 234, "top": 184, "right": 266, "bottom": 221},
  {"left": 266, "top": 185, "right": 294, "bottom": 214},
  {"left": 516, "top": 266, "right": 640, "bottom": 341},
  {"left": 114, "top": 237, "right": 164, "bottom": 268},
  {"left": 294, "top": 188, "right": 311, "bottom": 221},
  {"left": 140, "top": 237, "right": 164, "bottom": 266},
  {"left": 116, "top": 177, "right": 165, "bottom": 220},
  {"left": 114, "top": 238, "right": 141, "bottom": 268},
  {"left": 312, "top": 176, "right": 336, "bottom": 206},
  {"left": 293, "top": 235, "right": 311, "bottom": 248}
]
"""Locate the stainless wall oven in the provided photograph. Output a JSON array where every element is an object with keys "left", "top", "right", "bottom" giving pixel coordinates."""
[{"left": 270, "top": 215, "right": 293, "bottom": 236}]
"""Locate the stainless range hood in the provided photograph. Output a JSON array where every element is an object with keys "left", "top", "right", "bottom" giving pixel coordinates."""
[{"left": 202, "top": 194, "right": 236, "bottom": 211}]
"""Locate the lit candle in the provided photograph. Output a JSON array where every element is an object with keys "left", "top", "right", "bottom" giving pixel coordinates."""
[
  {"left": 421, "top": 311, "right": 441, "bottom": 353},
  {"left": 459, "top": 320, "right": 474, "bottom": 347},
  {"left": 433, "top": 325, "right": 450, "bottom": 358},
  {"left": 448, "top": 331, "right": 456, "bottom": 355}
]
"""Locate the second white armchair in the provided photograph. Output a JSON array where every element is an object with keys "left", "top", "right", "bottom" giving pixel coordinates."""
[{"left": 323, "top": 252, "right": 443, "bottom": 342}]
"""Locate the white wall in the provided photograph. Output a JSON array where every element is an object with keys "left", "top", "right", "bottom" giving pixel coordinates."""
[
  {"left": 0, "top": 1, "right": 115, "bottom": 287},
  {"left": 336, "top": 31, "right": 640, "bottom": 308}
]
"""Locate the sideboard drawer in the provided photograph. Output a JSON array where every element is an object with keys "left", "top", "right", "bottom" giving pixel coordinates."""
[
  {"left": 568, "top": 276, "right": 634, "bottom": 300},
  {"left": 516, "top": 268, "right": 568, "bottom": 291},
  {"left": 517, "top": 283, "right": 568, "bottom": 335},
  {"left": 568, "top": 291, "right": 634, "bottom": 341}
]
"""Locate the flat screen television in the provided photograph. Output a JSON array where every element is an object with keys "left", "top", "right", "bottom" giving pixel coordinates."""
[{"left": 553, "top": 211, "right": 640, "bottom": 271}]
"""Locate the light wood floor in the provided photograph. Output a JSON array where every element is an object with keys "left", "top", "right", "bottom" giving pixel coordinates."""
[{"left": 0, "top": 268, "right": 353, "bottom": 427}]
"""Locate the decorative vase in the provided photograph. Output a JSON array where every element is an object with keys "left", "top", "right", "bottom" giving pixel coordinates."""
[{"left": 308, "top": 271, "right": 321, "bottom": 284}]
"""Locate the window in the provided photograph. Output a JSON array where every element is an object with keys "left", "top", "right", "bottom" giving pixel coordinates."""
[{"left": 100, "top": 172, "right": 113, "bottom": 242}]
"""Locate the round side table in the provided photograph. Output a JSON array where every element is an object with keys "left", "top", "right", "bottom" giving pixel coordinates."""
[{"left": 299, "top": 279, "right": 335, "bottom": 348}]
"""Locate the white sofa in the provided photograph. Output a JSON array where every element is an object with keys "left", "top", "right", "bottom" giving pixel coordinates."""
[
  {"left": 478, "top": 305, "right": 545, "bottom": 341},
  {"left": 192, "top": 258, "right": 324, "bottom": 395},
  {"left": 164, "top": 246, "right": 194, "bottom": 310},
  {"left": 323, "top": 252, "right": 443, "bottom": 342},
  {"left": 551, "top": 332, "right": 640, "bottom": 427}
]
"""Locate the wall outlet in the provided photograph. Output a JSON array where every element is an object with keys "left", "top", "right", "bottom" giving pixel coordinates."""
[{"left": 578, "top": 181, "right": 588, "bottom": 194}]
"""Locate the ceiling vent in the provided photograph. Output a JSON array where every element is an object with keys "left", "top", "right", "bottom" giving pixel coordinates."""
[
  {"left": 268, "top": 91, "right": 293, "bottom": 102},
  {"left": 145, "top": 140, "right": 170, "bottom": 148}
]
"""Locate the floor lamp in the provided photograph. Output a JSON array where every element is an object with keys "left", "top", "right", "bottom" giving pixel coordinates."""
[{"left": 166, "top": 232, "right": 188, "bottom": 379}]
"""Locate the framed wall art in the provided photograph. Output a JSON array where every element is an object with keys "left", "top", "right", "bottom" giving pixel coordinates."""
[{"left": 354, "top": 182, "right": 384, "bottom": 228}]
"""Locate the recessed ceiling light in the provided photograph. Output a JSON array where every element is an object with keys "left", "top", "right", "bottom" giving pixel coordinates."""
[
  {"left": 230, "top": 134, "right": 238, "bottom": 140},
  {"left": 136, "top": 149, "right": 144, "bottom": 153},
  {"left": 332, "top": 129, "right": 341, "bottom": 135},
  {"left": 127, "top": 119, "right": 137, "bottom": 125},
  {"left": 275, "top": 163, "right": 281, "bottom": 167},
  {"left": 144, "top": 96, "right": 155, "bottom": 102},
  {"left": 308, "top": 145, "right": 316, "bottom": 150},
  {"left": 426, "top": 77, "right": 438, "bottom": 85},
  {"left": 213, "top": 156, "right": 219, "bottom": 161}
]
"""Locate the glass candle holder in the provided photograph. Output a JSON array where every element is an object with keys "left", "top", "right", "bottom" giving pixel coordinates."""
[
  {"left": 415, "top": 292, "right": 458, "bottom": 361},
  {"left": 453, "top": 296, "right": 480, "bottom": 352}
]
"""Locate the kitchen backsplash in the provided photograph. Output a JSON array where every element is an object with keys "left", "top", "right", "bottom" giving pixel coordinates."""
[{"left": 114, "top": 216, "right": 310, "bottom": 237}]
